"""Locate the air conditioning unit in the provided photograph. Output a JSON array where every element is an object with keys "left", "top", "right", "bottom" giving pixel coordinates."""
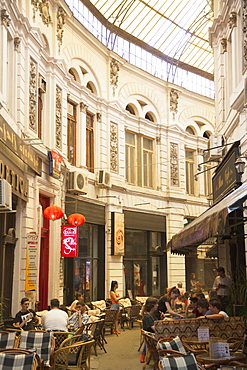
[
  {"left": 97, "top": 170, "right": 111, "bottom": 188},
  {"left": 206, "top": 135, "right": 222, "bottom": 160},
  {"left": 68, "top": 171, "right": 88, "bottom": 194},
  {"left": 0, "top": 179, "right": 12, "bottom": 210}
]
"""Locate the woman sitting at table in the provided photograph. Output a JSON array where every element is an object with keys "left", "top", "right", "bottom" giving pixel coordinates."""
[
  {"left": 140, "top": 297, "right": 158, "bottom": 363},
  {"left": 198, "top": 299, "right": 229, "bottom": 320},
  {"left": 156, "top": 287, "right": 184, "bottom": 319}
]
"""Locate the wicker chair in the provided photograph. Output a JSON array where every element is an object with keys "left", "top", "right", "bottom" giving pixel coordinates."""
[
  {"left": 85, "top": 319, "right": 106, "bottom": 355},
  {"left": 142, "top": 330, "right": 159, "bottom": 370},
  {"left": 59, "top": 334, "right": 92, "bottom": 348},
  {"left": 121, "top": 304, "right": 142, "bottom": 329},
  {"left": 0, "top": 330, "right": 20, "bottom": 349},
  {"left": 103, "top": 309, "right": 118, "bottom": 337},
  {"left": 53, "top": 332, "right": 74, "bottom": 351},
  {"left": 158, "top": 349, "right": 204, "bottom": 370},
  {"left": 137, "top": 320, "right": 144, "bottom": 351},
  {"left": 52, "top": 339, "right": 94, "bottom": 370},
  {"left": 0, "top": 349, "right": 41, "bottom": 370}
]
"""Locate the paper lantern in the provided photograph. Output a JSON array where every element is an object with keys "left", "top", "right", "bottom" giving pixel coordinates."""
[
  {"left": 44, "top": 205, "right": 64, "bottom": 220},
  {"left": 67, "top": 213, "right": 86, "bottom": 226}
]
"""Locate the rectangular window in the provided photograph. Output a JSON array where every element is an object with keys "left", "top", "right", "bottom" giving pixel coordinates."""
[
  {"left": 67, "top": 102, "right": 76, "bottom": 165},
  {"left": 86, "top": 112, "right": 94, "bottom": 173},
  {"left": 186, "top": 149, "right": 195, "bottom": 195},
  {"left": 125, "top": 132, "right": 154, "bottom": 188},
  {"left": 204, "top": 164, "right": 212, "bottom": 198}
]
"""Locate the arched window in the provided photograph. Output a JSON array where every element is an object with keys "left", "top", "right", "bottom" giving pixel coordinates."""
[
  {"left": 186, "top": 126, "right": 195, "bottom": 135},
  {"left": 86, "top": 81, "right": 97, "bottom": 94},
  {"left": 145, "top": 112, "right": 154, "bottom": 121},
  {"left": 126, "top": 104, "right": 136, "bottom": 115}
]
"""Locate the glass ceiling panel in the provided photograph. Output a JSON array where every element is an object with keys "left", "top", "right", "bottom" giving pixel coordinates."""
[{"left": 87, "top": 0, "right": 214, "bottom": 74}]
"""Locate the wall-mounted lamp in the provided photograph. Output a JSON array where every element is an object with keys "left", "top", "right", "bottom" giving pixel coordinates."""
[{"left": 235, "top": 156, "right": 247, "bottom": 175}]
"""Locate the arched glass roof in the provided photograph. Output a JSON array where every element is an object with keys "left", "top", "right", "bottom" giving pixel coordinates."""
[{"left": 82, "top": 0, "right": 214, "bottom": 78}]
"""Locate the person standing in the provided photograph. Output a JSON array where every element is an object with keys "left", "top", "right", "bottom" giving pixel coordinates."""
[
  {"left": 110, "top": 280, "right": 121, "bottom": 334},
  {"left": 14, "top": 298, "right": 37, "bottom": 331},
  {"left": 42, "top": 298, "right": 68, "bottom": 332},
  {"left": 212, "top": 267, "right": 231, "bottom": 310}
]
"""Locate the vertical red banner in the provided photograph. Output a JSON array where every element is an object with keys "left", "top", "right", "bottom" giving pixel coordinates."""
[{"left": 61, "top": 225, "right": 78, "bottom": 257}]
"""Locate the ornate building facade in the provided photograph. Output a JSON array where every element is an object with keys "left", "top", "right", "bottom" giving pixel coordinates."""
[{"left": 0, "top": 0, "right": 215, "bottom": 317}]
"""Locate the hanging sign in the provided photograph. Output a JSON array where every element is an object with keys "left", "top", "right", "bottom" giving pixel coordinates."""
[
  {"left": 61, "top": 225, "right": 78, "bottom": 257},
  {"left": 48, "top": 150, "right": 63, "bottom": 179},
  {"left": 25, "top": 232, "right": 39, "bottom": 291},
  {"left": 111, "top": 212, "right": 124, "bottom": 256}
]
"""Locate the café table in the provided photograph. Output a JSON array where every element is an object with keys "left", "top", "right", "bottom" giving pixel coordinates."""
[{"left": 196, "top": 352, "right": 246, "bottom": 367}]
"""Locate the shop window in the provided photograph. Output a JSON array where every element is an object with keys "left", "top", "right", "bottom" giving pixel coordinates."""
[
  {"left": 67, "top": 102, "right": 77, "bottom": 165},
  {"left": 125, "top": 132, "right": 154, "bottom": 188},
  {"left": 185, "top": 149, "right": 195, "bottom": 195},
  {"left": 86, "top": 112, "right": 94, "bottom": 173}
]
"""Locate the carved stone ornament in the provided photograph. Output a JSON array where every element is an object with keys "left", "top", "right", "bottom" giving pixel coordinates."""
[
  {"left": 56, "top": 85, "right": 62, "bottom": 149},
  {"left": 243, "top": 0, "right": 247, "bottom": 70},
  {"left": 96, "top": 113, "right": 102, "bottom": 122},
  {"left": 14, "top": 37, "right": 21, "bottom": 51},
  {"left": 170, "top": 89, "right": 179, "bottom": 119},
  {"left": 170, "top": 142, "right": 179, "bottom": 186},
  {"left": 110, "top": 122, "right": 118, "bottom": 172},
  {"left": 80, "top": 102, "right": 88, "bottom": 113},
  {"left": 221, "top": 38, "right": 227, "bottom": 53},
  {"left": 39, "top": 0, "right": 52, "bottom": 25},
  {"left": 57, "top": 7, "right": 66, "bottom": 53},
  {"left": 29, "top": 59, "right": 37, "bottom": 131},
  {"left": 1, "top": 9, "right": 11, "bottom": 27},
  {"left": 110, "top": 59, "right": 119, "bottom": 96},
  {"left": 31, "top": 0, "right": 40, "bottom": 21},
  {"left": 228, "top": 12, "right": 237, "bottom": 29}
]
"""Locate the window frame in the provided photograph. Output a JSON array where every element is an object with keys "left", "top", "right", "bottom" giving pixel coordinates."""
[
  {"left": 86, "top": 111, "right": 94, "bottom": 173},
  {"left": 185, "top": 149, "right": 195, "bottom": 195},
  {"left": 67, "top": 101, "right": 77, "bottom": 166}
]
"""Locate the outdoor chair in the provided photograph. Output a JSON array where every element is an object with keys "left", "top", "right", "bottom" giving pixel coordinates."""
[
  {"left": 103, "top": 309, "right": 118, "bottom": 336},
  {"left": 59, "top": 333, "right": 92, "bottom": 348},
  {"left": 0, "top": 349, "right": 41, "bottom": 370},
  {"left": 85, "top": 319, "right": 106, "bottom": 355},
  {"left": 158, "top": 349, "right": 200, "bottom": 370},
  {"left": 0, "top": 330, "right": 20, "bottom": 349},
  {"left": 52, "top": 339, "right": 94, "bottom": 370},
  {"left": 18, "top": 330, "right": 55, "bottom": 368},
  {"left": 91, "top": 300, "right": 108, "bottom": 312},
  {"left": 137, "top": 320, "right": 144, "bottom": 351},
  {"left": 142, "top": 330, "right": 159, "bottom": 370},
  {"left": 181, "top": 336, "right": 210, "bottom": 355},
  {"left": 121, "top": 304, "right": 141, "bottom": 329},
  {"left": 53, "top": 332, "right": 74, "bottom": 351},
  {"left": 73, "top": 325, "right": 85, "bottom": 336}
]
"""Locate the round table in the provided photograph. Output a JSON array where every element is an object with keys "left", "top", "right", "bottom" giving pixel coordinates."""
[{"left": 196, "top": 352, "right": 246, "bottom": 366}]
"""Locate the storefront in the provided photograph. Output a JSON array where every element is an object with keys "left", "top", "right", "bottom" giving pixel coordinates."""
[
  {"left": 64, "top": 196, "right": 105, "bottom": 305},
  {"left": 123, "top": 211, "right": 167, "bottom": 298}
]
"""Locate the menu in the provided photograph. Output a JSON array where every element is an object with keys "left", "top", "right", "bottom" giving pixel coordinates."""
[
  {"left": 198, "top": 327, "right": 209, "bottom": 342},
  {"left": 209, "top": 339, "right": 230, "bottom": 359}
]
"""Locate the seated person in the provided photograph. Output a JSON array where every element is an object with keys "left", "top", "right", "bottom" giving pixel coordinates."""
[
  {"left": 186, "top": 296, "right": 200, "bottom": 318},
  {"left": 68, "top": 301, "right": 89, "bottom": 332},
  {"left": 199, "top": 299, "right": 229, "bottom": 319},
  {"left": 195, "top": 298, "right": 212, "bottom": 317},
  {"left": 14, "top": 298, "right": 38, "bottom": 331},
  {"left": 42, "top": 298, "right": 68, "bottom": 332},
  {"left": 173, "top": 295, "right": 186, "bottom": 311}
]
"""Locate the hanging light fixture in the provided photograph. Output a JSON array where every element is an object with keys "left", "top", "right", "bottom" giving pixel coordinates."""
[
  {"left": 67, "top": 213, "right": 86, "bottom": 226},
  {"left": 44, "top": 205, "right": 64, "bottom": 220}
]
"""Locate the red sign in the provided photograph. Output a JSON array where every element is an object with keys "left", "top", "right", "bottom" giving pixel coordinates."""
[{"left": 61, "top": 226, "right": 78, "bottom": 257}]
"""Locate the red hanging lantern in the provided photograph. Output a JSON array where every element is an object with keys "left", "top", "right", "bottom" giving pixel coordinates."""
[
  {"left": 44, "top": 205, "right": 64, "bottom": 221},
  {"left": 67, "top": 213, "right": 86, "bottom": 226}
]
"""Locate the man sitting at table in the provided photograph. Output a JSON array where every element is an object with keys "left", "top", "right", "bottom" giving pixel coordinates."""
[
  {"left": 68, "top": 301, "right": 89, "bottom": 332},
  {"left": 186, "top": 296, "right": 201, "bottom": 318},
  {"left": 198, "top": 299, "right": 229, "bottom": 320},
  {"left": 42, "top": 298, "right": 68, "bottom": 332},
  {"left": 196, "top": 298, "right": 212, "bottom": 317}
]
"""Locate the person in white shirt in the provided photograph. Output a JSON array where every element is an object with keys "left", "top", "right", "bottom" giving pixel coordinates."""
[
  {"left": 212, "top": 267, "right": 231, "bottom": 310},
  {"left": 198, "top": 299, "right": 229, "bottom": 320},
  {"left": 42, "top": 298, "right": 68, "bottom": 332}
]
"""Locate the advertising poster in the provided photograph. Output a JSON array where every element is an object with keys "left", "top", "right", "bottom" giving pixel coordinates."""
[
  {"left": 25, "top": 232, "right": 39, "bottom": 291},
  {"left": 61, "top": 225, "right": 78, "bottom": 257},
  {"left": 111, "top": 212, "right": 124, "bottom": 256}
]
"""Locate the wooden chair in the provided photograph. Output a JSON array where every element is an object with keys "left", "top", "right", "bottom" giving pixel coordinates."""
[
  {"left": 52, "top": 339, "right": 94, "bottom": 370},
  {"left": 85, "top": 319, "right": 106, "bottom": 355},
  {"left": 59, "top": 334, "right": 92, "bottom": 348},
  {"left": 103, "top": 309, "right": 118, "bottom": 336},
  {"left": 158, "top": 349, "right": 203, "bottom": 370},
  {"left": 53, "top": 332, "right": 74, "bottom": 351},
  {"left": 0, "top": 348, "right": 41, "bottom": 370},
  {"left": 137, "top": 320, "right": 144, "bottom": 351},
  {"left": 181, "top": 336, "right": 209, "bottom": 355},
  {"left": 18, "top": 330, "right": 55, "bottom": 368},
  {"left": 142, "top": 330, "right": 159, "bottom": 370},
  {"left": 74, "top": 325, "right": 85, "bottom": 336},
  {"left": 0, "top": 330, "right": 20, "bottom": 349}
]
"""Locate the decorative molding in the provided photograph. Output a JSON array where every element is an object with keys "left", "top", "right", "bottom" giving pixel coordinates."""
[
  {"left": 57, "top": 7, "right": 66, "bottom": 53},
  {"left": 221, "top": 38, "right": 227, "bottom": 53},
  {"left": 96, "top": 113, "right": 102, "bottom": 122},
  {"left": 243, "top": 1, "right": 247, "bottom": 70},
  {"left": 1, "top": 9, "right": 11, "bottom": 27},
  {"left": 39, "top": 0, "right": 52, "bottom": 25},
  {"left": 55, "top": 85, "right": 62, "bottom": 149},
  {"left": 170, "top": 89, "right": 179, "bottom": 120},
  {"left": 228, "top": 12, "right": 237, "bottom": 29},
  {"left": 14, "top": 37, "right": 21, "bottom": 51},
  {"left": 110, "top": 122, "right": 118, "bottom": 172},
  {"left": 80, "top": 102, "right": 88, "bottom": 113},
  {"left": 170, "top": 142, "right": 179, "bottom": 186},
  {"left": 110, "top": 59, "right": 119, "bottom": 96},
  {"left": 31, "top": 0, "right": 40, "bottom": 21},
  {"left": 29, "top": 59, "right": 37, "bottom": 131}
]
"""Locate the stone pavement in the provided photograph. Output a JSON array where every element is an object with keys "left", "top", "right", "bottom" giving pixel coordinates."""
[{"left": 90, "top": 324, "right": 154, "bottom": 370}]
